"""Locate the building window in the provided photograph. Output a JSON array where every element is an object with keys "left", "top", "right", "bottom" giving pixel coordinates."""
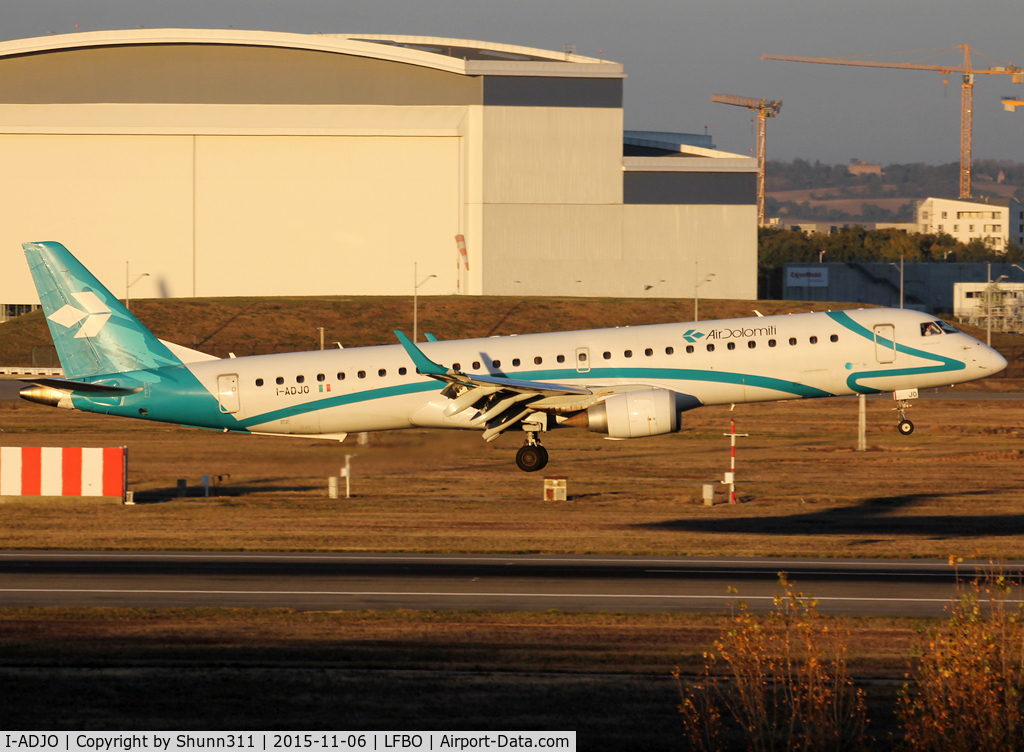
[
  {"left": 954, "top": 224, "right": 959, "bottom": 232},
  {"left": 938, "top": 225, "right": 944, "bottom": 232},
  {"left": 969, "top": 225, "right": 975, "bottom": 232},
  {"left": 922, "top": 211, "right": 929, "bottom": 219},
  {"left": 993, "top": 212, "right": 1002, "bottom": 219},
  {"left": 255, "top": 378, "right": 264, "bottom": 386},
  {"left": 941, "top": 211, "right": 947, "bottom": 219}
]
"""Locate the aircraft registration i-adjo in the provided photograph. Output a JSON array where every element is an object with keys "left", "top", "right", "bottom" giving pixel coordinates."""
[{"left": 19, "top": 242, "right": 1008, "bottom": 472}]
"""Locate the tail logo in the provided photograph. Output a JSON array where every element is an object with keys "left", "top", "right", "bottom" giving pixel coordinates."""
[{"left": 47, "top": 292, "right": 112, "bottom": 339}]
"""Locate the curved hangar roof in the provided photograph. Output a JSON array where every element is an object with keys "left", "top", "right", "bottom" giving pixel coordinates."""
[{"left": 0, "top": 29, "right": 624, "bottom": 107}]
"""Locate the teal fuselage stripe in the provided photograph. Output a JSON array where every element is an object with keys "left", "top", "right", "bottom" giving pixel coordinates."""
[
  {"left": 826, "top": 311, "right": 966, "bottom": 393},
  {"left": 235, "top": 365, "right": 833, "bottom": 428}
]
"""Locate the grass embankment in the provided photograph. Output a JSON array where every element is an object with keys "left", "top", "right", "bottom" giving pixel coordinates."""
[{"left": 4, "top": 294, "right": 1023, "bottom": 380}]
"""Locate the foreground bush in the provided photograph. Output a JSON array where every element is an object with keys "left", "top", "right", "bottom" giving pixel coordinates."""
[
  {"left": 897, "top": 558, "right": 1024, "bottom": 752},
  {"left": 675, "top": 575, "right": 868, "bottom": 752}
]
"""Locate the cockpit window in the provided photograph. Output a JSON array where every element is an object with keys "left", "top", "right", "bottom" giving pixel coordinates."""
[{"left": 921, "top": 320, "right": 960, "bottom": 336}]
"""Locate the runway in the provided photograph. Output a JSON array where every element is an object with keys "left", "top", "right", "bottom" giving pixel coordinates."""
[{"left": 2, "top": 550, "right": 1019, "bottom": 617}]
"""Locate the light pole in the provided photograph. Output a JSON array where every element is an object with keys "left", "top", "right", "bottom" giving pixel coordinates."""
[
  {"left": 125, "top": 262, "right": 149, "bottom": 311},
  {"left": 888, "top": 256, "right": 904, "bottom": 309},
  {"left": 988, "top": 273, "right": 1009, "bottom": 346},
  {"left": 413, "top": 262, "right": 436, "bottom": 343},
  {"left": 694, "top": 262, "right": 715, "bottom": 322}
]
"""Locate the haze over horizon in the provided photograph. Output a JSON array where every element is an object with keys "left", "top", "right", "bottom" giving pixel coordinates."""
[{"left": 3, "top": 0, "right": 1022, "bottom": 167}]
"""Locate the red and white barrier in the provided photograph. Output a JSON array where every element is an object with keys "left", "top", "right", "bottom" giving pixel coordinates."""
[{"left": 0, "top": 447, "right": 126, "bottom": 498}]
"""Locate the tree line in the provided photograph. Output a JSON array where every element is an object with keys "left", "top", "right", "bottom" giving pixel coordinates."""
[{"left": 758, "top": 226, "right": 1024, "bottom": 298}]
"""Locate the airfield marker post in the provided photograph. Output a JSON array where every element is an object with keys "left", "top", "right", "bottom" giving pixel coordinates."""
[
  {"left": 341, "top": 454, "right": 355, "bottom": 498},
  {"left": 857, "top": 394, "right": 867, "bottom": 451},
  {"left": 722, "top": 419, "right": 749, "bottom": 504}
]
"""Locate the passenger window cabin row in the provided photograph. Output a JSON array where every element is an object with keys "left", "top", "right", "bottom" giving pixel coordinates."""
[{"left": 251, "top": 334, "right": 841, "bottom": 387}]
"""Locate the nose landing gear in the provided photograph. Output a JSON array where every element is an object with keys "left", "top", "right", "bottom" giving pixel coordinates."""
[
  {"left": 516, "top": 431, "right": 549, "bottom": 472},
  {"left": 893, "top": 388, "right": 918, "bottom": 436}
]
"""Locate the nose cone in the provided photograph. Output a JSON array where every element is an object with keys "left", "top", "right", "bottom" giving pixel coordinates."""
[{"left": 990, "top": 347, "right": 1009, "bottom": 375}]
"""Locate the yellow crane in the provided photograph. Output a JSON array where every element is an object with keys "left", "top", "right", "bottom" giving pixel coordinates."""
[
  {"left": 710, "top": 94, "right": 781, "bottom": 226},
  {"left": 1003, "top": 97, "right": 1024, "bottom": 112},
  {"left": 762, "top": 45, "right": 1023, "bottom": 199}
]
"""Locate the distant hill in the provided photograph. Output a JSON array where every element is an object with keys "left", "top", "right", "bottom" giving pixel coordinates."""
[{"left": 766, "top": 159, "right": 1024, "bottom": 224}]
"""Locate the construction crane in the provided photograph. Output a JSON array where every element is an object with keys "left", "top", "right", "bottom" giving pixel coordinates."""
[
  {"left": 1003, "top": 97, "right": 1024, "bottom": 112},
  {"left": 762, "top": 45, "right": 1023, "bottom": 199},
  {"left": 710, "top": 94, "right": 782, "bottom": 226}
]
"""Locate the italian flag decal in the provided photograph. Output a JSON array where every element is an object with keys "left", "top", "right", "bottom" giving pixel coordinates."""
[{"left": 319, "top": 384, "right": 331, "bottom": 393}]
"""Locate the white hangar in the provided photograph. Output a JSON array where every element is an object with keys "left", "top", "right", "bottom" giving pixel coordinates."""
[{"left": 0, "top": 28, "right": 757, "bottom": 312}]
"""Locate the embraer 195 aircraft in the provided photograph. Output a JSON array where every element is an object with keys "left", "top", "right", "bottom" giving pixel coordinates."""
[{"left": 19, "top": 242, "right": 1008, "bottom": 472}]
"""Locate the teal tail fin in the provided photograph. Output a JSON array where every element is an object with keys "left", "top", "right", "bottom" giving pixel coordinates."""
[{"left": 23, "top": 242, "right": 182, "bottom": 379}]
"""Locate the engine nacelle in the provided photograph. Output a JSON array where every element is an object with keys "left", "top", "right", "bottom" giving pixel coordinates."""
[{"left": 583, "top": 389, "right": 679, "bottom": 439}]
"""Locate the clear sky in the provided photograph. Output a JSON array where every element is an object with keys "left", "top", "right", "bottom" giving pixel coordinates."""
[{"left": 3, "top": 0, "right": 1022, "bottom": 166}]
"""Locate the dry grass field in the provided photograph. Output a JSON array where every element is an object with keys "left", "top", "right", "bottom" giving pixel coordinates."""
[{"left": 2, "top": 390, "right": 1023, "bottom": 558}]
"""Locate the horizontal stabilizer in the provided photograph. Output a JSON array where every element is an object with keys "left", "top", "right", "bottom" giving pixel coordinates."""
[{"left": 19, "top": 377, "right": 142, "bottom": 395}]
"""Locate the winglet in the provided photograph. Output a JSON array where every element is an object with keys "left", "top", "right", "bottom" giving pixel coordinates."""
[{"left": 394, "top": 330, "right": 448, "bottom": 376}]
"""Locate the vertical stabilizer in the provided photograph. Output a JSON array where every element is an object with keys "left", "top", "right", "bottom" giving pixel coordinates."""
[{"left": 23, "top": 242, "right": 182, "bottom": 379}]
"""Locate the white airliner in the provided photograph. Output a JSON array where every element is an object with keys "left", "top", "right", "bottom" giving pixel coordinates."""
[{"left": 19, "top": 242, "right": 1008, "bottom": 471}]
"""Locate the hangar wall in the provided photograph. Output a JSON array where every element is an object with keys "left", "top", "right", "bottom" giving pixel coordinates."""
[
  {"left": 0, "top": 29, "right": 758, "bottom": 310},
  {"left": 480, "top": 203, "right": 756, "bottom": 298}
]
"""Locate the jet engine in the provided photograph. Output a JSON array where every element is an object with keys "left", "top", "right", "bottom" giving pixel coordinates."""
[{"left": 567, "top": 389, "right": 680, "bottom": 439}]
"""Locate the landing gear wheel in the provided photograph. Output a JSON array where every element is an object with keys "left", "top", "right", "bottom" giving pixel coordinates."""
[
  {"left": 516, "top": 445, "right": 547, "bottom": 472},
  {"left": 898, "top": 419, "right": 915, "bottom": 436}
]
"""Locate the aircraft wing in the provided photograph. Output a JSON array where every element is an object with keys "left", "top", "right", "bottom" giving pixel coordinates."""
[{"left": 393, "top": 330, "right": 591, "bottom": 397}]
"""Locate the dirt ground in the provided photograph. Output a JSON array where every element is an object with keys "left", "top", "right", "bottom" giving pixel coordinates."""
[{"left": 2, "top": 391, "right": 1024, "bottom": 558}]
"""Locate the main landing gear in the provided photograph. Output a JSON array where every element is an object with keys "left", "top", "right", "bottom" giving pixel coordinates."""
[{"left": 516, "top": 431, "right": 549, "bottom": 472}]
